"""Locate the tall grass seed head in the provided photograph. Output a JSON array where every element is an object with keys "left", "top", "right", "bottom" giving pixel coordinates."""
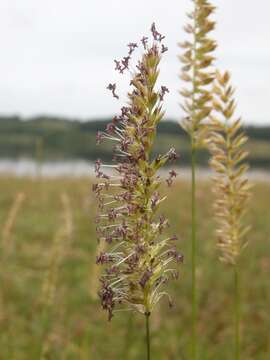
[
  {"left": 209, "top": 70, "right": 252, "bottom": 266},
  {"left": 93, "top": 24, "right": 183, "bottom": 320},
  {"left": 179, "top": 0, "right": 217, "bottom": 148}
]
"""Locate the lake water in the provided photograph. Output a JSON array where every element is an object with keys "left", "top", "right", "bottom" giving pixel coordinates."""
[
  {"left": 0, "top": 159, "right": 95, "bottom": 177},
  {"left": 0, "top": 158, "right": 269, "bottom": 181}
]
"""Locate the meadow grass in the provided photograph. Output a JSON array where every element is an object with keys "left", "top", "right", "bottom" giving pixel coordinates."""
[{"left": 0, "top": 176, "right": 269, "bottom": 359}]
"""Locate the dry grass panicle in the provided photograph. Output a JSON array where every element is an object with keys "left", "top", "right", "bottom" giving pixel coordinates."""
[
  {"left": 209, "top": 70, "right": 252, "bottom": 265},
  {"left": 179, "top": 0, "right": 217, "bottom": 148}
]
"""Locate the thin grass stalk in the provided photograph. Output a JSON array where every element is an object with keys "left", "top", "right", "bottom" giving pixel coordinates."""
[
  {"left": 234, "top": 265, "right": 240, "bottom": 360},
  {"left": 191, "top": 145, "right": 197, "bottom": 359},
  {"left": 145, "top": 313, "right": 151, "bottom": 360}
]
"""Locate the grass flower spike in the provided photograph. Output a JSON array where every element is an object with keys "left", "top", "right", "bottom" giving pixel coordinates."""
[
  {"left": 209, "top": 70, "right": 251, "bottom": 266},
  {"left": 179, "top": 1, "right": 216, "bottom": 358},
  {"left": 209, "top": 70, "right": 251, "bottom": 360},
  {"left": 179, "top": 0, "right": 216, "bottom": 148},
  {"left": 94, "top": 24, "right": 183, "bottom": 359}
]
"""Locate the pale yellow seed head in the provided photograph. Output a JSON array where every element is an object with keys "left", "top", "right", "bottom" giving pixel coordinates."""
[
  {"left": 179, "top": 0, "right": 217, "bottom": 148},
  {"left": 209, "top": 71, "right": 251, "bottom": 265}
]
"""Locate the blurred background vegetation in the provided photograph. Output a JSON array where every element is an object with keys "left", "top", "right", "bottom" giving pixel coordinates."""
[
  {"left": 1, "top": 116, "right": 270, "bottom": 168},
  {"left": 0, "top": 116, "right": 269, "bottom": 359},
  {"left": 0, "top": 177, "right": 269, "bottom": 360}
]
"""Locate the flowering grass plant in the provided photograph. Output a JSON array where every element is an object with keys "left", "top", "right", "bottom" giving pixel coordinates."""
[
  {"left": 209, "top": 70, "right": 251, "bottom": 360},
  {"left": 94, "top": 24, "right": 183, "bottom": 359}
]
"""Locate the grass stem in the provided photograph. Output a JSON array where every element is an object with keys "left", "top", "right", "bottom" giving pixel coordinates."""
[
  {"left": 234, "top": 265, "right": 240, "bottom": 360},
  {"left": 191, "top": 145, "right": 197, "bottom": 360},
  {"left": 145, "top": 313, "right": 151, "bottom": 360}
]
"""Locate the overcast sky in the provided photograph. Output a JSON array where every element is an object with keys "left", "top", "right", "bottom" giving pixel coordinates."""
[{"left": 1, "top": 0, "right": 270, "bottom": 124}]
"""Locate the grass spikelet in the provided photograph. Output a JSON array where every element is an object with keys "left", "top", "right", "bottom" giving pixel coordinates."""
[
  {"left": 209, "top": 70, "right": 252, "bottom": 360},
  {"left": 94, "top": 24, "right": 183, "bottom": 359},
  {"left": 179, "top": 1, "right": 216, "bottom": 358}
]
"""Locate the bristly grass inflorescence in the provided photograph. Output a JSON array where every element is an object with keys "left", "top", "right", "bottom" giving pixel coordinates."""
[
  {"left": 209, "top": 70, "right": 251, "bottom": 266},
  {"left": 179, "top": 0, "right": 217, "bottom": 148},
  {"left": 93, "top": 24, "right": 183, "bottom": 322}
]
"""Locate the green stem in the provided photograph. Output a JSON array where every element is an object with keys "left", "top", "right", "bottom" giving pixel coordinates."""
[
  {"left": 191, "top": 145, "right": 197, "bottom": 360},
  {"left": 145, "top": 312, "right": 151, "bottom": 360},
  {"left": 234, "top": 265, "right": 240, "bottom": 360}
]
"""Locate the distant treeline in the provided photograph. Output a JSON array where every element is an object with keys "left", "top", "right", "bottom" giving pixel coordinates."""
[{"left": 0, "top": 115, "right": 270, "bottom": 168}]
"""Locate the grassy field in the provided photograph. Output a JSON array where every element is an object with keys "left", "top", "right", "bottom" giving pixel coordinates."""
[{"left": 0, "top": 176, "right": 269, "bottom": 359}]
